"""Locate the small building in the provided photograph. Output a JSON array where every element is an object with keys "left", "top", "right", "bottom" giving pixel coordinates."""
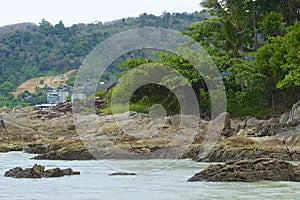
[{"left": 47, "top": 93, "right": 65, "bottom": 104}]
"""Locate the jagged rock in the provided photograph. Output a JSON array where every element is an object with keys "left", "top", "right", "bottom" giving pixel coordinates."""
[
  {"left": 188, "top": 158, "right": 300, "bottom": 182},
  {"left": 23, "top": 144, "right": 48, "bottom": 154},
  {"left": 63, "top": 168, "right": 80, "bottom": 175},
  {"left": 170, "top": 115, "right": 180, "bottom": 126},
  {"left": 256, "top": 125, "right": 271, "bottom": 137},
  {"left": 221, "top": 112, "right": 232, "bottom": 138},
  {"left": 109, "top": 172, "right": 136, "bottom": 176},
  {"left": 0, "top": 145, "right": 9, "bottom": 152},
  {"left": 4, "top": 164, "right": 80, "bottom": 178},
  {"left": 32, "top": 147, "right": 95, "bottom": 160},
  {"left": 2, "top": 102, "right": 300, "bottom": 161},
  {"left": 32, "top": 164, "right": 45, "bottom": 175},
  {"left": 246, "top": 118, "right": 260, "bottom": 128},
  {"left": 279, "top": 112, "right": 289, "bottom": 124},
  {"left": 43, "top": 168, "right": 65, "bottom": 177},
  {"left": 0, "top": 107, "right": 11, "bottom": 113},
  {"left": 4, "top": 167, "right": 23, "bottom": 177},
  {"left": 194, "top": 136, "right": 300, "bottom": 162},
  {"left": 55, "top": 102, "right": 72, "bottom": 113},
  {"left": 288, "top": 100, "right": 300, "bottom": 124},
  {"left": 267, "top": 117, "right": 279, "bottom": 125}
]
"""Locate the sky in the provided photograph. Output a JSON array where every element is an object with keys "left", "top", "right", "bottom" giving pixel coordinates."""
[{"left": 1, "top": 0, "right": 202, "bottom": 27}]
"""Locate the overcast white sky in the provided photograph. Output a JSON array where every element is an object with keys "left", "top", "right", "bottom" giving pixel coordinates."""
[{"left": 1, "top": 0, "right": 202, "bottom": 27}]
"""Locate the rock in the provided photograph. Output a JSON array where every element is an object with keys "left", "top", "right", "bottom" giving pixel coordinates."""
[
  {"left": 195, "top": 135, "right": 300, "bottom": 162},
  {"left": 267, "top": 117, "right": 279, "bottom": 125},
  {"left": 1, "top": 102, "right": 300, "bottom": 162},
  {"left": 113, "top": 112, "right": 138, "bottom": 120},
  {"left": 188, "top": 158, "right": 300, "bottom": 182},
  {"left": 279, "top": 112, "right": 289, "bottom": 124},
  {"left": 0, "top": 107, "right": 11, "bottom": 113},
  {"left": 0, "top": 117, "right": 7, "bottom": 133},
  {"left": 237, "top": 129, "right": 247, "bottom": 137},
  {"left": 170, "top": 115, "right": 181, "bottom": 126},
  {"left": 246, "top": 118, "right": 260, "bottom": 128},
  {"left": 221, "top": 112, "right": 232, "bottom": 138},
  {"left": 4, "top": 164, "right": 80, "bottom": 178},
  {"left": 23, "top": 144, "right": 48, "bottom": 154},
  {"left": 245, "top": 128, "right": 257, "bottom": 136},
  {"left": 62, "top": 168, "right": 80, "bottom": 175},
  {"left": 0, "top": 145, "right": 9, "bottom": 152},
  {"left": 32, "top": 164, "right": 45, "bottom": 175},
  {"left": 256, "top": 125, "right": 271, "bottom": 137},
  {"left": 237, "top": 122, "right": 246, "bottom": 130},
  {"left": 32, "top": 147, "right": 95, "bottom": 160},
  {"left": 43, "top": 168, "right": 65, "bottom": 178},
  {"left": 109, "top": 172, "right": 137, "bottom": 176},
  {"left": 288, "top": 100, "right": 300, "bottom": 124},
  {"left": 5, "top": 164, "right": 44, "bottom": 178},
  {"left": 5, "top": 167, "right": 23, "bottom": 177},
  {"left": 55, "top": 102, "right": 72, "bottom": 113}
]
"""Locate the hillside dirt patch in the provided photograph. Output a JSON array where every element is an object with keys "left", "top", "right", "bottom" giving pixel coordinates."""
[{"left": 12, "top": 70, "right": 76, "bottom": 96}]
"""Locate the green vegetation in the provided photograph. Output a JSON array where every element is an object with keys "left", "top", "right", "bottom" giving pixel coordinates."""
[
  {"left": 103, "top": 0, "right": 300, "bottom": 118},
  {"left": 1, "top": 2, "right": 300, "bottom": 118},
  {"left": 182, "top": 0, "right": 300, "bottom": 117},
  {"left": 0, "top": 12, "right": 206, "bottom": 107}
]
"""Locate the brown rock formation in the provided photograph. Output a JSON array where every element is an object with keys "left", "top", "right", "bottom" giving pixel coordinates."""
[{"left": 188, "top": 158, "right": 300, "bottom": 182}]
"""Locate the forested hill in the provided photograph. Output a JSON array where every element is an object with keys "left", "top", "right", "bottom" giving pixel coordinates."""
[{"left": 0, "top": 12, "right": 207, "bottom": 95}]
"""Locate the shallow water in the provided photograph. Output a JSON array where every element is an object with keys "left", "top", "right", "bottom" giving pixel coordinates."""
[{"left": 1, "top": 152, "right": 300, "bottom": 200}]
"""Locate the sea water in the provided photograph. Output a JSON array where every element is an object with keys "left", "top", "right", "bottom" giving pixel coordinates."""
[{"left": 1, "top": 152, "right": 300, "bottom": 200}]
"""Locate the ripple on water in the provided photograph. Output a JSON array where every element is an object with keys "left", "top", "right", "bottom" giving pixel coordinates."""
[{"left": 1, "top": 152, "right": 300, "bottom": 200}]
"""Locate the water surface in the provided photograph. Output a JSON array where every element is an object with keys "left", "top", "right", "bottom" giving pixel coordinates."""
[{"left": 1, "top": 152, "right": 300, "bottom": 200}]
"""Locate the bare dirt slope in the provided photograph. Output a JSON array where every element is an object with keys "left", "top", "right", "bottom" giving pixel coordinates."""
[{"left": 13, "top": 70, "right": 76, "bottom": 96}]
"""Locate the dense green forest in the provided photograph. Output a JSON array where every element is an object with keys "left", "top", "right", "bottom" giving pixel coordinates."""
[
  {"left": 0, "top": 12, "right": 206, "bottom": 107},
  {"left": 186, "top": 0, "right": 300, "bottom": 117},
  {"left": 105, "top": 0, "right": 300, "bottom": 118},
  {"left": 1, "top": 0, "right": 300, "bottom": 118}
]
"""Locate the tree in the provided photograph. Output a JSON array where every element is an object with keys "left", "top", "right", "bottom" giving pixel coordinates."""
[
  {"left": 254, "top": 22, "right": 300, "bottom": 110},
  {"left": 39, "top": 19, "right": 53, "bottom": 36},
  {"left": 0, "top": 81, "right": 15, "bottom": 96},
  {"left": 258, "top": 12, "right": 285, "bottom": 38}
]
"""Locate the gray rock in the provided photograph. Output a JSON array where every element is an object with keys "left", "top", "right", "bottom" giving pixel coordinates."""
[
  {"left": 279, "top": 112, "right": 289, "bottom": 124},
  {"left": 23, "top": 144, "right": 48, "bottom": 154},
  {"left": 246, "top": 118, "right": 259, "bottom": 128},
  {"left": 256, "top": 125, "right": 271, "bottom": 137},
  {"left": 63, "top": 168, "right": 80, "bottom": 175},
  {"left": 170, "top": 115, "right": 181, "bottom": 126},
  {"left": 43, "top": 168, "right": 64, "bottom": 178},
  {"left": 288, "top": 100, "right": 300, "bottom": 124},
  {"left": 109, "top": 172, "right": 136, "bottom": 176},
  {"left": 4, "top": 167, "right": 23, "bottom": 177},
  {"left": 188, "top": 158, "right": 300, "bottom": 182},
  {"left": 4, "top": 164, "right": 80, "bottom": 178}
]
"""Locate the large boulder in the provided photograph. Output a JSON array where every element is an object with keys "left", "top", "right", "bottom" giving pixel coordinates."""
[{"left": 188, "top": 158, "right": 300, "bottom": 182}]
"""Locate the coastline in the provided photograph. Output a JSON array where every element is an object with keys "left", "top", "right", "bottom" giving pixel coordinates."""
[{"left": 0, "top": 101, "right": 299, "bottom": 162}]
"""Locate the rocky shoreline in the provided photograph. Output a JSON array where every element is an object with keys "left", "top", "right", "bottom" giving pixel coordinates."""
[
  {"left": 0, "top": 101, "right": 300, "bottom": 162},
  {"left": 1, "top": 101, "right": 300, "bottom": 183}
]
